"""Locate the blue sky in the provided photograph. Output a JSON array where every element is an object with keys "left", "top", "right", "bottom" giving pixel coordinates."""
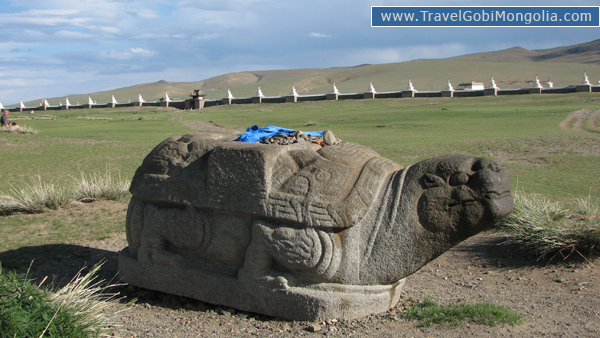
[{"left": 0, "top": 0, "right": 598, "bottom": 105}]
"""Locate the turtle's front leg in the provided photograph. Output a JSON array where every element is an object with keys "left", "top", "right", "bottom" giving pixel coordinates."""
[{"left": 238, "top": 220, "right": 290, "bottom": 288}]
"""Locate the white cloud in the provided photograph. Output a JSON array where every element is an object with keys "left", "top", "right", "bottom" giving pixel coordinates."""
[
  {"left": 170, "top": 6, "right": 258, "bottom": 28},
  {"left": 342, "top": 43, "right": 469, "bottom": 65},
  {"left": 0, "top": 78, "right": 28, "bottom": 86},
  {"left": 0, "top": 11, "right": 89, "bottom": 27},
  {"left": 54, "top": 29, "right": 94, "bottom": 39},
  {"left": 308, "top": 32, "right": 332, "bottom": 38},
  {"left": 101, "top": 48, "right": 156, "bottom": 60},
  {"left": 177, "top": 0, "right": 277, "bottom": 11},
  {"left": 192, "top": 33, "right": 220, "bottom": 40},
  {"left": 134, "top": 9, "right": 159, "bottom": 19},
  {"left": 99, "top": 26, "right": 121, "bottom": 34},
  {"left": 130, "top": 48, "right": 155, "bottom": 57}
]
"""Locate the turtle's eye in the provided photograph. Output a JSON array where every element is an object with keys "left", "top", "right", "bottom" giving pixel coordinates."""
[
  {"left": 421, "top": 173, "right": 445, "bottom": 188},
  {"left": 449, "top": 172, "right": 469, "bottom": 186}
]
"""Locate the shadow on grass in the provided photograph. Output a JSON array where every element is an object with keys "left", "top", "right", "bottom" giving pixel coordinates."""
[
  {"left": 452, "top": 230, "right": 593, "bottom": 268},
  {"left": 0, "top": 244, "right": 120, "bottom": 288}
]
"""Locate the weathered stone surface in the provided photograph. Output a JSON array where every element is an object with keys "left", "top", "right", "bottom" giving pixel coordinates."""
[{"left": 119, "top": 132, "right": 513, "bottom": 321}]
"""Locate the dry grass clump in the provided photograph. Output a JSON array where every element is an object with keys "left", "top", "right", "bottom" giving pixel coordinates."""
[
  {"left": 45, "top": 263, "right": 125, "bottom": 337},
  {"left": 0, "top": 177, "right": 71, "bottom": 214},
  {"left": 0, "top": 169, "right": 131, "bottom": 215},
  {"left": 1, "top": 125, "right": 38, "bottom": 134},
  {"left": 77, "top": 117, "right": 113, "bottom": 121},
  {"left": 72, "top": 168, "right": 130, "bottom": 202},
  {"left": 11, "top": 114, "right": 57, "bottom": 120},
  {"left": 499, "top": 191, "right": 600, "bottom": 261}
]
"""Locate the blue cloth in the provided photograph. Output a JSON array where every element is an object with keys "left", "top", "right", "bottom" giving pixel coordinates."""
[{"left": 236, "top": 125, "right": 323, "bottom": 143}]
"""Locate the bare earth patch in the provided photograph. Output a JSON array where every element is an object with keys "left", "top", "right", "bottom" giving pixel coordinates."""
[
  {"left": 1, "top": 201, "right": 598, "bottom": 337},
  {"left": 560, "top": 109, "right": 600, "bottom": 133},
  {"left": 484, "top": 135, "right": 600, "bottom": 167}
]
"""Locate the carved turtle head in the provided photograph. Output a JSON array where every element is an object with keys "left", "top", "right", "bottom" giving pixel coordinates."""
[{"left": 404, "top": 155, "right": 513, "bottom": 239}]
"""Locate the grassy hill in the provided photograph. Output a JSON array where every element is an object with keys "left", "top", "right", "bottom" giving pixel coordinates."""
[
  {"left": 456, "top": 39, "right": 600, "bottom": 64},
  {"left": 20, "top": 39, "right": 600, "bottom": 107}
]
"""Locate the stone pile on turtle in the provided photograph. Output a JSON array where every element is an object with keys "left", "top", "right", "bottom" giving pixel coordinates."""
[
  {"left": 260, "top": 129, "right": 339, "bottom": 146},
  {"left": 234, "top": 125, "right": 340, "bottom": 146}
]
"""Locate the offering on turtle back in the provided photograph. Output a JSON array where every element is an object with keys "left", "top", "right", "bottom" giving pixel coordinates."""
[{"left": 119, "top": 130, "right": 513, "bottom": 321}]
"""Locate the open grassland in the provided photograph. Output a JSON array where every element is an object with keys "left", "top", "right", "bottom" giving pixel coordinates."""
[
  {"left": 2, "top": 93, "right": 600, "bottom": 203},
  {"left": 1, "top": 92, "right": 599, "bottom": 337}
]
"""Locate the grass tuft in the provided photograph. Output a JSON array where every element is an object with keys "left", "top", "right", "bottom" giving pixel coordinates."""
[
  {"left": 45, "top": 262, "right": 125, "bottom": 337},
  {"left": 402, "top": 297, "right": 523, "bottom": 327},
  {"left": 0, "top": 262, "right": 123, "bottom": 338},
  {"left": 499, "top": 191, "right": 600, "bottom": 261},
  {"left": 76, "top": 117, "right": 113, "bottom": 121},
  {"left": 72, "top": 167, "right": 130, "bottom": 202},
  {"left": 0, "top": 169, "right": 131, "bottom": 215},
  {"left": 0, "top": 176, "right": 72, "bottom": 214},
  {"left": 1, "top": 125, "right": 38, "bottom": 134}
]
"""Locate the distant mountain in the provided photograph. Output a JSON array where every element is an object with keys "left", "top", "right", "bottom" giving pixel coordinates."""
[
  {"left": 18, "top": 39, "right": 600, "bottom": 107},
  {"left": 454, "top": 39, "right": 600, "bottom": 64}
]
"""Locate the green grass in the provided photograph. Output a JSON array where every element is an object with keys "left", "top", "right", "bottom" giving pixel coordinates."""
[
  {"left": 402, "top": 297, "right": 523, "bottom": 327},
  {"left": 0, "top": 262, "right": 121, "bottom": 337},
  {"left": 2, "top": 93, "right": 600, "bottom": 201},
  {"left": 0, "top": 205, "right": 126, "bottom": 252}
]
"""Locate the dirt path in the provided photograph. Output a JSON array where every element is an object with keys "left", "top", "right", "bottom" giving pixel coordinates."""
[{"left": 560, "top": 108, "right": 600, "bottom": 132}]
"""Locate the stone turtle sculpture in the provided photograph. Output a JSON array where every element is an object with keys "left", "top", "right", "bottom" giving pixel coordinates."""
[{"left": 119, "top": 131, "right": 513, "bottom": 321}]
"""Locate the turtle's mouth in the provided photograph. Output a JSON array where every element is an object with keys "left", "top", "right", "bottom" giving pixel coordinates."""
[
  {"left": 484, "top": 190, "right": 511, "bottom": 201},
  {"left": 447, "top": 190, "right": 511, "bottom": 208},
  {"left": 448, "top": 199, "right": 477, "bottom": 208}
]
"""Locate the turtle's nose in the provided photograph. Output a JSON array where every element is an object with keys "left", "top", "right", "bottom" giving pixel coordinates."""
[
  {"left": 469, "top": 158, "right": 511, "bottom": 191},
  {"left": 472, "top": 159, "right": 500, "bottom": 173}
]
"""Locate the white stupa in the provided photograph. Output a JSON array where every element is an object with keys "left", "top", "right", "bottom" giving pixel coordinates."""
[
  {"left": 226, "top": 88, "right": 234, "bottom": 99},
  {"left": 164, "top": 92, "right": 171, "bottom": 102},
  {"left": 488, "top": 76, "right": 499, "bottom": 89},
  {"left": 545, "top": 77, "right": 554, "bottom": 88},
  {"left": 43, "top": 98, "right": 50, "bottom": 107},
  {"left": 0, "top": 101, "right": 4, "bottom": 109},
  {"left": 137, "top": 93, "right": 145, "bottom": 103},
  {"left": 582, "top": 71, "right": 591, "bottom": 85},
  {"left": 111, "top": 95, "right": 118, "bottom": 104},
  {"left": 331, "top": 83, "right": 340, "bottom": 94},
  {"left": 366, "top": 81, "right": 376, "bottom": 93},
  {"left": 256, "top": 86, "right": 264, "bottom": 98},
  {"left": 534, "top": 75, "right": 543, "bottom": 89},
  {"left": 19, "top": 100, "right": 25, "bottom": 109},
  {"left": 65, "top": 97, "right": 71, "bottom": 107},
  {"left": 445, "top": 79, "right": 455, "bottom": 91},
  {"left": 88, "top": 96, "right": 94, "bottom": 105},
  {"left": 290, "top": 86, "right": 298, "bottom": 96},
  {"left": 406, "top": 79, "right": 416, "bottom": 91}
]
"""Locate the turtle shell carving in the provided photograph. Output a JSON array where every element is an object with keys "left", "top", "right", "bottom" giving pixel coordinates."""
[{"left": 130, "top": 133, "right": 402, "bottom": 228}]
